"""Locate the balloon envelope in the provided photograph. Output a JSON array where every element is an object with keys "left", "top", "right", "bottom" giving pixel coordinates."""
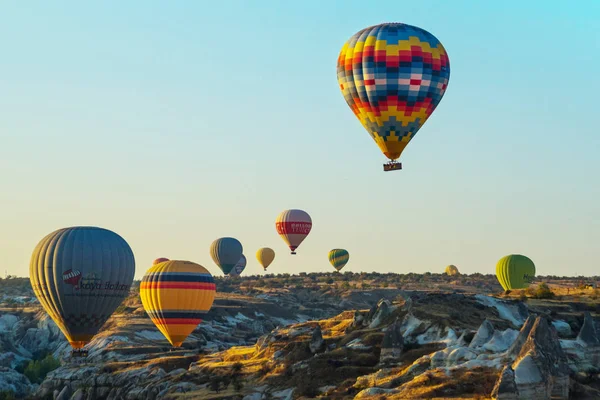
[
  {"left": 445, "top": 265, "right": 459, "bottom": 276},
  {"left": 140, "top": 260, "right": 215, "bottom": 347},
  {"left": 275, "top": 209, "right": 312, "bottom": 254},
  {"left": 210, "top": 237, "right": 243, "bottom": 275},
  {"left": 29, "top": 226, "right": 135, "bottom": 349},
  {"left": 337, "top": 23, "right": 450, "bottom": 163},
  {"left": 328, "top": 249, "right": 349, "bottom": 271},
  {"left": 229, "top": 254, "right": 247, "bottom": 277},
  {"left": 496, "top": 254, "right": 536, "bottom": 291},
  {"left": 153, "top": 258, "right": 170, "bottom": 265},
  {"left": 256, "top": 247, "right": 275, "bottom": 270}
]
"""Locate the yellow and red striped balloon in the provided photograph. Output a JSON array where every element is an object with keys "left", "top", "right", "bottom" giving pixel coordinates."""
[{"left": 140, "top": 260, "right": 216, "bottom": 347}]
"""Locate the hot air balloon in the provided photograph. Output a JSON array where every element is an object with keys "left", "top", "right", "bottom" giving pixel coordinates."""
[
  {"left": 328, "top": 249, "right": 349, "bottom": 272},
  {"left": 445, "top": 265, "right": 459, "bottom": 276},
  {"left": 140, "top": 260, "right": 215, "bottom": 347},
  {"left": 29, "top": 226, "right": 135, "bottom": 356},
  {"left": 153, "top": 257, "right": 170, "bottom": 265},
  {"left": 496, "top": 254, "right": 536, "bottom": 291},
  {"left": 256, "top": 247, "right": 275, "bottom": 271},
  {"left": 210, "top": 237, "right": 243, "bottom": 275},
  {"left": 229, "top": 254, "right": 247, "bottom": 277},
  {"left": 337, "top": 23, "right": 450, "bottom": 171},
  {"left": 275, "top": 209, "right": 312, "bottom": 255}
]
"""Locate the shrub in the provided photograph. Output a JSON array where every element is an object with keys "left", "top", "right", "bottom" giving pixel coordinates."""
[
  {"left": 257, "top": 362, "right": 270, "bottom": 377},
  {"left": 533, "top": 283, "right": 555, "bottom": 299},
  {"left": 296, "top": 373, "right": 320, "bottom": 397},
  {"left": 0, "top": 391, "right": 16, "bottom": 400},
  {"left": 519, "top": 292, "right": 528, "bottom": 302},
  {"left": 230, "top": 362, "right": 244, "bottom": 392},
  {"left": 363, "top": 332, "right": 384, "bottom": 346},
  {"left": 114, "top": 303, "right": 128, "bottom": 314},
  {"left": 23, "top": 354, "right": 61, "bottom": 384}
]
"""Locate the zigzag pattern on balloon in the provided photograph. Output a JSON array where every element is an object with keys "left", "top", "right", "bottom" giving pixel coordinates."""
[{"left": 337, "top": 23, "right": 450, "bottom": 161}]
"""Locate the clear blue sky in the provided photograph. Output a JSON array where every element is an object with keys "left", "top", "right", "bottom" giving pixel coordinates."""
[{"left": 1, "top": 1, "right": 598, "bottom": 279}]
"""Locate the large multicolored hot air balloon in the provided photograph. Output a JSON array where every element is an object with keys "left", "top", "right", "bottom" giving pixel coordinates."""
[
  {"left": 210, "top": 237, "right": 243, "bottom": 275},
  {"left": 140, "top": 260, "right": 215, "bottom": 347},
  {"left": 496, "top": 254, "right": 536, "bottom": 291},
  {"left": 337, "top": 23, "right": 450, "bottom": 171},
  {"left": 256, "top": 247, "right": 275, "bottom": 271},
  {"left": 328, "top": 249, "right": 349, "bottom": 272},
  {"left": 445, "top": 265, "right": 459, "bottom": 276},
  {"left": 229, "top": 254, "right": 247, "bottom": 277},
  {"left": 275, "top": 209, "right": 312, "bottom": 255},
  {"left": 29, "top": 226, "right": 135, "bottom": 353},
  {"left": 153, "top": 257, "right": 170, "bottom": 265}
]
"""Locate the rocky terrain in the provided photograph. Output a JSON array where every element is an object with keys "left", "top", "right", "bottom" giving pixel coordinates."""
[{"left": 1, "top": 274, "right": 599, "bottom": 399}]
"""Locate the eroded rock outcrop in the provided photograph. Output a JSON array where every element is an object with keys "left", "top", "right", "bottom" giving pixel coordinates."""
[
  {"left": 506, "top": 316, "right": 535, "bottom": 359},
  {"left": 351, "top": 310, "right": 364, "bottom": 329},
  {"left": 577, "top": 312, "right": 599, "bottom": 346},
  {"left": 492, "top": 316, "right": 570, "bottom": 400},
  {"left": 0, "top": 366, "right": 32, "bottom": 398},
  {"left": 380, "top": 321, "right": 403, "bottom": 365},
  {"left": 368, "top": 299, "right": 393, "bottom": 328},
  {"left": 309, "top": 324, "right": 325, "bottom": 354},
  {"left": 469, "top": 319, "right": 495, "bottom": 348},
  {"left": 491, "top": 365, "right": 517, "bottom": 400}
]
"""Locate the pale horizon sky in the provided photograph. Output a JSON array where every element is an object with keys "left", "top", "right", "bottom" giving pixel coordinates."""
[{"left": 1, "top": 1, "right": 598, "bottom": 279}]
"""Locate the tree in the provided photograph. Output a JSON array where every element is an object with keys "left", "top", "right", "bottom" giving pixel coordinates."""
[
  {"left": 209, "top": 376, "right": 222, "bottom": 393},
  {"left": 23, "top": 355, "right": 61, "bottom": 384},
  {"left": 534, "top": 283, "right": 555, "bottom": 299},
  {"left": 230, "top": 362, "right": 244, "bottom": 392}
]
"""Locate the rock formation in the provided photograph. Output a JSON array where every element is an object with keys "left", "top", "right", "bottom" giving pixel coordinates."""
[
  {"left": 351, "top": 310, "right": 364, "bottom": 328},
  {"left": 577, "top": 312, "right": 599, "bottom": 346},
  {"left": 309, "top": 324, "right": 325, "bottom": 354},
  {"left": 380, "top": 321, "right": 403, "bottom": 365},
  {"left": 368, "top": 299, "right": 392, "bottom": 328},
  {"left": 0, "top": 366, "right": 32, "bottom": 398},
  {"left": 469, "top": 319, "right": 495, "bottom": 348},
  {"left": 506, "top": 316, "right": 535, "bottom": 359},
  {"left": 491, "top": 365, "right": 517, "bottom": 400},
  {"left": 492, "top": 316, "right": 570, "bottom": 399}
]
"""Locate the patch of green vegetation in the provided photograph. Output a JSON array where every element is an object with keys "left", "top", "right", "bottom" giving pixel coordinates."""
[
  {"left": 0, "top": 391, "right": 17, "bottom": 400},
  {"left": 533, "top": 283, "right": 555, "bottom": 299},
  {"left": 114, "top": 303, "right": 128, "bottom": 314},
  {"left": 363, "top": 332, "right": 384, "bottom": 346},
  {"left": 23, "top": 354, "right": 61, "bottom": 384}
]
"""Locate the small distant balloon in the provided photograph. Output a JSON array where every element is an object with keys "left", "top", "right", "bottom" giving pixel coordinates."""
[
  {"left": 229, "top": 254, "right": 247, "bottom": 277},
  {"left": 496, "top": 254, "right": 536, "bottom": 291},
  {"left": 210, "top": 237, "right": 243, "bottom": 275},
  {"left": 328, "top": 249, "right": 349, "bottom": 272},
  {"left": 445, "top": 265, "right": 459, "bottom": 276},
  {"left": 153, "top": 258, "right": 170, "bottom": 265},
  {"left": 256, "top": 247, "right": 275, "bottom": 270},
  {"left": 140, "top": 260, "right": 216, "bottom": 347},
  {"left": 275, "top": 209, "right": 312, "bottom": 255}
]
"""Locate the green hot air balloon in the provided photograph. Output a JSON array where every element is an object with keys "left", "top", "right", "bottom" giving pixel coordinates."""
[
  {"left": 495, "top": 254, "right": 536, "bottom": 291},
  {"left": 210, "top": 237, "right": 243, "bottom": 275},
  {"left": 328, "top": 249, "right": 349, "bottom": 272},
  {"left": 29, "top": 226, "right": 135, "bottom": 355}
]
